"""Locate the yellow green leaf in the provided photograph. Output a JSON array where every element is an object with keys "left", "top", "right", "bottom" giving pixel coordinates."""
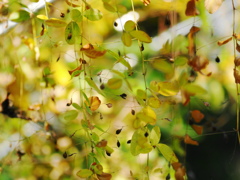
[
  {"left": 130, "top": 128, "right": 152, "bottom": 156},
  {"left": 64, "top": 110, "right": 78, "bottom": 121},
  {"left": 85, "top": 77, "right": 104, "bottom": 96},
  {"left": 103, "top": 2, "right": 116, "bottom": 12},
  {"left": 152, "top": 58, "right": 174, "bottom": 75},
  {"left": 9, "top": 10, "right": 30, "bottom": 22},
  {"left": 147, "top": 97, "right": 161, "bottom": 108},
  {"left": 65, "top": 21, "right": 80, "bottom": 45},
  {"left": 76, "top": 169, "right": 93, "bottom": 178},
  {"left": 129, "top": 30, "right": 152, "bottom": 43},
  {"left": 136, "top": 89, "right": 147, "bottom": 100},
  {"left": 45, "top": 18, "right": 67, "bottom": 27},
  {"left": 150, "top": 126, "right": 161, "bottom": 146},
  {"left": 182, "top": 84, "right": 206, "bottom": 95},
  {"left": 71, "top": 9, "right": 82, "bottom": 22},
  {"left": 158, "top": 81, "right": 179, "bottom": 96},
  {"left": 107, "top": 78, "right": 123, "bottom": 89},
  {"left": 65, "top": 0, "right": 82, "bottom": 7},
  {"left": 124, "top": 20, "right": 136, "bottom": 32},
  {"left": 156, "top": 143, "right": 178, "bottom": 163},
  {"left": 84, "top": 8, "right": 102, "bottom": 21},
  {"left": 121, "top": 32, "right": 132, "bottom": 47},
  {"left": 36, "top": 14, "right": 48, "bottom": 20},
  {"left": 174, "top": 56, "right": 188, "bottom": 66}
]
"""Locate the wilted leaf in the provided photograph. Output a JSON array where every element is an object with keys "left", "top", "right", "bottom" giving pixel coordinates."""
[
  {"left": 85, "top": 96, "right": 101, "bottom": 111},
  {"left": 141, "top": 0, "right": 151, "bottom": 6},
  {"left": 9, "top": 10, "right": 30, "bottom": 22},
  {"left": 191, "top": 110, "right": 204, "bottom": 123},
  {"left": 129, "top": 30, "right": 152, "bottom": 43},
  {"left": 150, "top": 126, "right": 161, "bottom": 146},
  {"left": 205, "top": 0, "right": 223, "bottom": 14},
  {"left": 84, "top": 8, "right": 102, "bottom": 21},
  {"left": 76, "top": 169, "right": 93, "bottom": 178},
  {"left": 107, "top": 78, "right": 123, "bottom": 89},
  {"left": 124, "top": 20, "right": 136, "bottom": 32},
  {"left": 97, "top": 172, "right": 112, "bottom": 180},
  {"left": 45, "top": 18, "right": 67, "bottom": 27},
  {"left": 185, "top": 0, "right": 199, "bottom": 16},
  {"left": 81, "top": 44, "right": 106, "bottom": 58},
  {"left": 234, "top": 67, "right": 240, "bottom": 84},
  {"left": 64, "top": 110, "right": 78, "bottom": 121},
  {"left": 217, "top": 37, "right": 232, "bottom": 46},
  {"left": 188, "top": 26, "right": 200, "bottom": 56},
  {"left": 234, "top": 58, "right": 240, "bottom": 67},
  {"left": 184, "top": 135, "right": 199, "bottom": 145},
  {"left": 71, "top": 9, "right": 82, "bottom": 22},
  {"left": 121, "top": 32, "right": 132, "bottom": 47},
  {"left": 188, "top": 56, "right": 211, "bottom": 76},
  {"left": 68, "top": 65, "right": 83, "bottom": 78},
  {"left": 191, "top": 124, "right": 203, "bottom": 135},
  {"left": 158, "top": 81, "right": 179, "bottom": 96},
  {"left": 156, "top": 143, "right": 178, "bottom": 163},
  {"left": 96, "top": 139, "right": 107, "bottom": 147},
  {"left": 236, "top": 42, "right": 240, "bottom": 53}
]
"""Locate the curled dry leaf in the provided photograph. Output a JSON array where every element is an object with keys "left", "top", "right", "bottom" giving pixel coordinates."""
[
  {"left": 217, "top": 37, "right": 232, "bottom": 46},
  {"left": 96, "top": 139, "right": 107, "bottom": 148},
  {"left": 185, "top": 0, "right": 199, "bottom": 16},
  {"left": 188, "top": 56, "right": 211, "bottom": 76},
  {"left": 86, "top": 96, "right": 101, "bottom": 111},
  {"left": 234, "top": 58, "right": 240, "bottom": 67},
  {"left": 236, "top": 42, "right": 240, "bottom": 53},
  {"left": 191, "top": 124, "right": 203, "bottom": 135},
  {"left": 80, "top": 44, "right": 106, "bottom": 58},
  {"left": 97, "top": 172, "right": 112, "bottom": 180},
  {"left": 184, "top": 135, "right": 199, "bottom": 145},
  {"left": 68, "top": 64, "right": 82, "bottom": 77},
  {"left": 191, "top": 110, "right": 204, "bottom": 123},
  {"left": 234, "top": 68, "right": 240, "bottom": 84},
  {"left": 188, "top": 26, "right": 200, "bottom": 57},
  {"left": 205, "top": 0, "right": 223, "bottom": 14}
]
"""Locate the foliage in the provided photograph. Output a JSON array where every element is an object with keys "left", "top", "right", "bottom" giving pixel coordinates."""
[{"left": 1, "top": 0, "right": 240, "bottom": 179}]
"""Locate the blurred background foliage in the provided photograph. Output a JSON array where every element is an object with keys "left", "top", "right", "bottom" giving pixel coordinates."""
[{"left": 1, "top": 0, "right": 240, "bottom": 179}]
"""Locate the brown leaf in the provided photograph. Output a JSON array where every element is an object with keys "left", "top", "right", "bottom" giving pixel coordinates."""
[
  {"left": 96, "top": 139, "right": 107, "bottom": 148},
  {"left": 191, "top": 110, "right": 204, "bottom": 123},
  {"left": 234, "top": 58, "right": 240, "bottom": 67},
  {"left": 97, "top": 172, "right": 112, "bottom": 180},
  {"left": 141, "top": 0, "right": 151, "bottom": 6},
  {"left": 184, "top": 135, "right": 199, "bottom": 145},
  {"left": 236, "top": 42, "right": 240, "bottom": 53},
  {"left": 188, "top": 56, "right": 210, "bottom": 75},
  {"left": 68, "top": 65, "right": 82, "bottom": 77},
  {"left": 87, "top": 96, "right": 101, "bottom": 111},
  {"left": 217, "top": 37, "right": 232, "bottom": 46},
  {"left": 191, "top": 124, "right": 203, "bottom": 135},
  {"left": 80, "top": 44, "right": 106, "bottom": 59},
  {"left": 188, "top": 26, "right": 200, "bottom": 56},
  {"left": 185, "top": 0, "right": 199, "bottom": 16},
  {"left": 234, "top": 68, "right": 240, "bottom": 84}
]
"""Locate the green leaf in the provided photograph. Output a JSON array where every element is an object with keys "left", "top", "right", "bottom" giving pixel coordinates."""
[
  {"left": 84, "top": 8, "right": 102, "bottom": 21},
  {"left": 94, "top": 125, "right": 105, "bottom": 133},
  {"left": 85, "top": 77, "right": 104, "bottom": 96},
  {"left": 129, "top": 30, "right": 152, "bottom": 43},
  {"left": 9, "top": 10, "right": 30, "bottom": 22},
  {"left": 64, "top": 110, "right": 78, "bottom": 121},
  {"left": 65, "top": 21, "right": 80, "bottom": 45},
  {"left": 91, "top": 132, "right": 99, "bottom": 142},
  {"left": 136, "top": 89, "right": 147, "bottom": 100},
  {"left": 152, "top": 58, "right": 174, "bottom": 74},
  {"left": 107, "top": 78, "right": 123, "bottom": 89},
  {"left": 76, "top": 169, "right": 93, "bottom": 178},
  {"left": 156, "top": 143, "right": 178, "bottom": 163},
  {"left": 72, "top": 103, "right": 82, "bottom": 110},
  {"left": 121, "top": 32, "right": 132, "bottom": 47},
  {"left": 150, "top": 126, "right": 161, "bottom": 146},
  {"left": 174, "top": 56, "right": 188, "bottom": 66},
  {"left": 71, "top": 9, "right": 82, "bottom": 22},
  {"left": 124, "top": 20, "right": 136, "bottom": 32},
  {"left": 45, "top": 18, "right": 67, "bottom": 27}
]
